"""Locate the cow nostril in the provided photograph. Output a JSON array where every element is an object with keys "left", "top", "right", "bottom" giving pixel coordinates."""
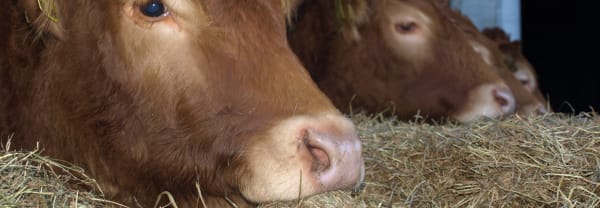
[
  {"left": 284, "top": 116, "right": 364, "bottom": 196},
  {"left": 493, "top": 89, "right": 508, "bottom": 106},
  {"left": 307, "top": 143, "right": 330, "bottom": 172},
  {"left": 493, "top": 88, "right": 515, "bottom": 114},
  {"left": 302, "top": 132, "right": 331, "bottom": 173}
]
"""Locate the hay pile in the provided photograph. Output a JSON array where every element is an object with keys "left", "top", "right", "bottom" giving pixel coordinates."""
[
  {"left": 2, "top": 113, "right": 599, "bottom": 207},
  {"left": 0, "top": 141, "right": 125, "bottom": 208},
  {"left": 263, "top": 113, "right": 600, "bottom": 208}
]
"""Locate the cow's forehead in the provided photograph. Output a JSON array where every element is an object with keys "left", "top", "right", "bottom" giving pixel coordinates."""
[{"left": 383, "top": 0, "right": 435, "bottom": 25}]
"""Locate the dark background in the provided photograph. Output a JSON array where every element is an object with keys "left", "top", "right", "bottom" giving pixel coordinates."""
[{"left": 521, "top": 0, "right": 598, "bottom": 114}]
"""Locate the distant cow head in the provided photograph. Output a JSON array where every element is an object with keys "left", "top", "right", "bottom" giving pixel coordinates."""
[
  {"left": 2, "top": 0, "right": 364, "bottom": 207},
  {"left": 439, "top": 10, "right": 549, "bottom": 115},
  {"left": 290, "top": 0, "right": 516, "bottom": 122},
  {"left": 482, "top": 27, "right": 549, "bottom": 109}
]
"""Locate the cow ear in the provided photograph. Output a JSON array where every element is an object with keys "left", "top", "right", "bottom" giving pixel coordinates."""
[{"left": 20, "top": 0, "right": 65, "bottom": 40}]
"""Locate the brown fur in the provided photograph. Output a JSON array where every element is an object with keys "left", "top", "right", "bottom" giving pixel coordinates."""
[
  {"left": 444, "top": 10, "right": 548, "bottom": 114},
  {"left": 289, "top": 0, "right": 506, "bottom": 120},
  {"left": 482, "top": 27, "right": 548, "bottom": 107},
  {"left": 1, "top": 0, "right": 357, "bottom": 207}
]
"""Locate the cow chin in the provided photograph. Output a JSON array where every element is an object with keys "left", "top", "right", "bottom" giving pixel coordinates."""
[{"left": 239, "top": 113, "right": 364, "bottom": 203}]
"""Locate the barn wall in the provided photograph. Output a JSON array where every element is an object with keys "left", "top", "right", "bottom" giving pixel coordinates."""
[{"left": 450, "top": 0, "right": 521, "bottom": 40}]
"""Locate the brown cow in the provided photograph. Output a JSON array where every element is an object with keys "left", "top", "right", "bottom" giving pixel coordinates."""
[
  {"left": 439, "top": 9, "right": 549, "bottom": 115},
  {"left": 482, "top": 27, "right": 549, "bottom": 108},
  {"left": 0, "top": 0, "right": 364, "bottom": 207},
  {"left": 289, "top": 0, "right": 516, "bottom": 122}
]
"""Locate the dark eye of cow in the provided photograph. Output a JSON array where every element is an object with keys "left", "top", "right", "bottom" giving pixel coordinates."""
[
  {"left": 141, "top": 1, "right": 167, "bottom": 18},
  {"left": 395, "top": 22, "right": 418, "bottom": 34}
]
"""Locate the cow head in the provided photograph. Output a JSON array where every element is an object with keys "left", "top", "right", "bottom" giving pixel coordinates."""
[
  {"left": 423, "top": 5, "right": 548, "bottom": 116},
  {"left": 9, "top": 0, "right": 364, "bottom": 206},
  {"left": 479, "top": 28, "right": 549, "bottom": 112},
  {"left": 295, "top": 0, "right": 517, "bottom": 122},
  {"left": 456, "top": 24, "right": 549, "bottom": 115},
  {"left": 498, "top": 40, "right": 549, "bottom": 114}
]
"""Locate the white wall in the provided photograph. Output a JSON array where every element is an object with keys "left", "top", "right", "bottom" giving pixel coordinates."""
[{"left": 450, "top": 0, "right": 521, "bottom": 40}]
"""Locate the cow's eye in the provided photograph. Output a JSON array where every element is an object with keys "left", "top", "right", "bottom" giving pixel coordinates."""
[
  {"left": 128, "top": 0, "right": 179, "bottom": 30},
  {"left": 394, "top": 22, "right": 418, "bottom": 34},
  {"left": 141, "top": 1, "right": 167, "bottom": 18}
]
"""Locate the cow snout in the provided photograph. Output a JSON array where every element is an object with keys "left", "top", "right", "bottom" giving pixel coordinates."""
[
  {"left": 493, "top": 87, "right": 516, "bottom": 114},
  {"left": 241, "top": 113, "right": 364, "bottom": 202},
  {"left": 454, "top": 83, "right": 517, "bottom": 122},
  {"left": 518, "top": 102, "right": 549, "bottom": 115},
  {"left": 536, "top": 104, "right": 549, "bottom": 114},
  {"left": 298, "top": 122, "right": 364, "bottom": 190}
]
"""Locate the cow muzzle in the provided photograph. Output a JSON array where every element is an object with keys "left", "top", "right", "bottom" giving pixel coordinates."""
[{"left": 241, "top": 113, "right": 364, "bottom": 202}]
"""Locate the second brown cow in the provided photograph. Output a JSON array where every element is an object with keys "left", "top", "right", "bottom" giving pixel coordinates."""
[
  {"left": 482, "top": 27, "right": 549, "bottom": 109},
  {"left": 290, "top": 0, "right": 516, "bottom": 122},
  {"left": 438, "top": 6, "right": 549, "bottom": 115}
]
